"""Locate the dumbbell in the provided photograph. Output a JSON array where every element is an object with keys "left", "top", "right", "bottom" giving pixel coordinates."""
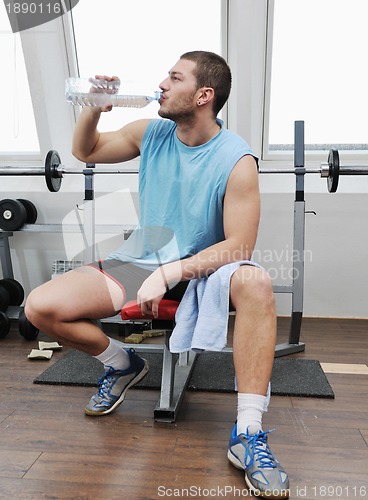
[
  {"left": 0, "top": 198, "right": 37, "bottom": 231},
  {"left": 0, "top": 280, "right": 38, "bottom": 340},
  {"left": 0, "top": 279, "right": 25, "bottom": 339},
  {"left": 0, "top": 278, "right": 25, "bottom": 311},
  {"left": 0, "top": 311, "right": 10, "bottom": 339},
  {"left": 18, "top": 308, "right": 39, "bottom": 341}
]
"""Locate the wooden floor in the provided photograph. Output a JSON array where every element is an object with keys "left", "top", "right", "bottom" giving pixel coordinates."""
[{"left": 1, "top": 316, "right": 368, "bottom": 500}]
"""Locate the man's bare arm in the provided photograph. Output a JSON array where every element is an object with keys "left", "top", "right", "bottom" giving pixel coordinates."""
[
  {"left": 72, "top": 107, "right": 150, "bottom": 165},
  {"left": 172, "top": 154, "right": 260, "bottom": 280}
]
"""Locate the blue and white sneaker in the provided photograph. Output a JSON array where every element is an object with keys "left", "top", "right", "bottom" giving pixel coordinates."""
[
  {"left": 85, "top": 348, "right": 149, "bottom": 416},
  {"left": 228, "top": 424, "right": 290, "bottom": 499}
]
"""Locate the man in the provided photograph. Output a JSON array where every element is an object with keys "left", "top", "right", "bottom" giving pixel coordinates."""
[{"left": 25, "top": 51, "right": 289, "bottom": 499}]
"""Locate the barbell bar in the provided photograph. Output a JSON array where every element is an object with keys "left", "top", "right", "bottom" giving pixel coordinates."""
[
  {"left": 260, "top": 149, "right": 368, "bottom": 193},
  {"left": 0, "top": 148, "right": 367, "bottom": 193},
  {"left": 0, "top": 150, "right": 140, "bottom": 193}
]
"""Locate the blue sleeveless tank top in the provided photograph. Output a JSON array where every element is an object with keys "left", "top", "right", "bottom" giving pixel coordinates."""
[{"left": 107, "top": 119, "right": 257, "bottom": 270}]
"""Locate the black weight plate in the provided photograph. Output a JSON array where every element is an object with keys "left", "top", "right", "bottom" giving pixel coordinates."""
[
  {"left": 327, "top": 149, "right": 340, "bottom": 193},
  {"left": 0, "top": 286, "right": 10, "bottom": 312},
  {"left": 18, "top": 308, "right": 39, "bottom": 341},
  {"left": 0, "top": 311, "right": 10, "bottom": 339},
  {"left": 0, "top": 278, "right": 24, "bottom": 306},
  {"left": 17, "top": 199, "right": 38, "bottom": 224},
  {"left": 45, "top": 150, "right": 62, "bottom": 192},
  {"left": 0, "top": 199, "right": 27, "bottom": 231}
]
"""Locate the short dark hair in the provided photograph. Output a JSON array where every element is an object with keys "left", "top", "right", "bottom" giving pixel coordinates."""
[{"left": 180, "top": 50, "right": 232, "bottom": 116}]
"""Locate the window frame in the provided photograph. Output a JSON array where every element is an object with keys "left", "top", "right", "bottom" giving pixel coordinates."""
[
  {"left": 262, "top": 0, "right": 368, "bottom": 166},
  {"left": 6, "top": 1, "right": 227, "bottom": 174}
]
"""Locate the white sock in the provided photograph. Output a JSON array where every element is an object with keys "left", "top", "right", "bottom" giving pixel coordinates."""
[
  {"left": 94, "top": 337, "right": 130, "bottom": 371},
  {"left": 237, "top": 393, "right": 267, "bottom": 434}
]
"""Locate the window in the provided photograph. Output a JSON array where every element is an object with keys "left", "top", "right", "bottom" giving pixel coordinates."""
[
  {"left": 70, "top": 0, "right": 223, "bottom": 131},
  {"left": 265, "top": 0, "right": 368, "bottom": 155},
  {"left": 0, "top": 2, "right": 40, "bottom": 156}
]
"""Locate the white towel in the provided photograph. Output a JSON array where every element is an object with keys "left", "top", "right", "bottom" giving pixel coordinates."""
[{"left": 169, "top": 260, "right": 261, "bottom": 353}]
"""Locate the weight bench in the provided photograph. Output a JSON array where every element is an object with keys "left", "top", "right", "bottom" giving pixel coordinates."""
[{"left": 121, "top": 298, "right": 197, "bottom": 423}]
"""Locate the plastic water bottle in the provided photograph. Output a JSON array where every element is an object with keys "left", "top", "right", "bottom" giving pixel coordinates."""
[{"left": 65, "top": 77, "right": 161, "bottom": 108}]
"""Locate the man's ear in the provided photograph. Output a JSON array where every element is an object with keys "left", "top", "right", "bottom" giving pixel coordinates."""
[{"left": 197, "top": 87, "right": 215, "bottom": 106}]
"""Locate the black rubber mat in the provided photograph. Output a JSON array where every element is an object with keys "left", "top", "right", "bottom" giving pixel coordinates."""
[{"left": 34, "top": 350, "right": 334, "bottom": 398}]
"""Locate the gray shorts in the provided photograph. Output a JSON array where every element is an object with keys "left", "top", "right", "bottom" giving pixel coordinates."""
[{"left": 87, "top": 259, "right": 188, "bottom": 302}]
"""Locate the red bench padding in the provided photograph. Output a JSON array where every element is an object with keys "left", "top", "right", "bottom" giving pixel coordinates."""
[{"left": 121, "top": 299, "right": 180, "bottom": 321}]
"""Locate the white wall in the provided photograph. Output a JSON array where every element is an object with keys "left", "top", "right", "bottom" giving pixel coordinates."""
[
  {"left": 257, "top": 190, "right": 368, "bottom": 318},
  {"left": 1, "top": 1, "right": 368, "bottom": 318}
]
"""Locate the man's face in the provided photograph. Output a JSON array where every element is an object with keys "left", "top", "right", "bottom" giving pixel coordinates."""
[{"left": 158, "top": 58, "right": 199, "bottom": 123}]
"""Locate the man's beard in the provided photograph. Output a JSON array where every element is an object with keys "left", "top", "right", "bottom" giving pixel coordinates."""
[
  {"left": 158, "top": 92, "right": 197, "bottom": 125},
  {"left": 158, "top": 107, "right": 196, "bottom": 125}
]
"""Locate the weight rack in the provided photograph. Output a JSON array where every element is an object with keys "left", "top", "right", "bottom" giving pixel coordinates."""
[{"left": 273, "top": 121, "right": 306, "bottom": 356}]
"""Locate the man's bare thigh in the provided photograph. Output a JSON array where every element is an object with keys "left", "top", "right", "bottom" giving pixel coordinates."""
[{"left": 35, "top": 265, "right": 127, "bottom": 321}]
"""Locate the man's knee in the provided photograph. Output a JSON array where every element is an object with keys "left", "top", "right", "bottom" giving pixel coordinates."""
[
  {"left": 230, "top": 265, "right": 274, "bottom": 306},
  {"left": 24, "top": 288, "right": 40, "bottom": 325},
  {"left": 25, "top": 285, "right": 55, "bottom": 327}
]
